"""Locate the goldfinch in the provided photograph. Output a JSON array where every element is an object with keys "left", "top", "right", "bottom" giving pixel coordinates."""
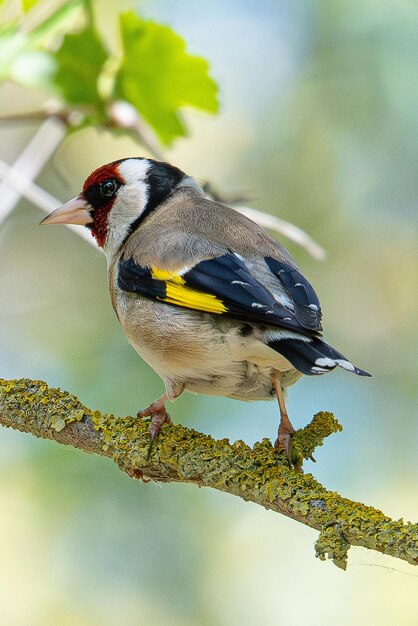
[{"left": 41, "top": 157, "right": 370, "bottom": 461}]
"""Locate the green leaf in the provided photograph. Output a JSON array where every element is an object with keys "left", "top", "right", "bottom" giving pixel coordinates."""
[
  {"left": 28, "top": 0, "right": 84, "bottom": 45},
  {"left": 21, "top": 0, "right": 39, "bottom": 12},
  {"left": 0, "top": 0, "right": 83, "bottom": 86},
  {"left": 52, "top": 26, "right": 108, "bottom": 107},
  {"left": 114, "top": 12, "right": 219, "bottom": 145}
]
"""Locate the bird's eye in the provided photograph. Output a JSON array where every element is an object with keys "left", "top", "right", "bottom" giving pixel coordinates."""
[{"left": 99, "top": 179, "right": 119, "bottom": 197}]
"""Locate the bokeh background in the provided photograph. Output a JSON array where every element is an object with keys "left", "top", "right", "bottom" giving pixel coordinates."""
[{"left": 1, "top": 1, "right": 418, "bottom": 624}]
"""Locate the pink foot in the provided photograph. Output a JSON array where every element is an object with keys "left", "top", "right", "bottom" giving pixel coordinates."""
[
  {"left": 274, "top": 421, "right": 296, "bottom": 463},
  {"left": 138, "top": 398, "right": 172, "bottom": 457}
]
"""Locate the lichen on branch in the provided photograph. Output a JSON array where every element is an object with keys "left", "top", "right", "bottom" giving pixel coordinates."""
[{"left": 0, "top": 377, "right": 417, "bottom": 570}]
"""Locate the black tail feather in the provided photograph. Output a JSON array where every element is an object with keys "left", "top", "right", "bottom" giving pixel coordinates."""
[{"left": 269, "top": 336, "right": 371, "bottom": 377}]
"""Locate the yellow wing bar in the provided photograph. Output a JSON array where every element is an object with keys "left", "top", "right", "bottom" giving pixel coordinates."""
[{"left": 151, "top": 268, "right": 227, "bottom": 314}]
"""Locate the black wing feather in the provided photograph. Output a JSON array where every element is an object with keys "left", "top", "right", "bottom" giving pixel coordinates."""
[
  {"left": 184, "top": 255, "right": 278, "bottom": 315},
  {"left": 118, "top": 253, "right": 315, "bottom": 336},
  {"left": 265, "top": 257, "right": 322, "bottom": 330},
  {"left": 117, "top": 259, "right": 166, "bottom": 299}
]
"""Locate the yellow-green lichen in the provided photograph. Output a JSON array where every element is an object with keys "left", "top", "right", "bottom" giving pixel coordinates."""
[
  {"left": 292, "top": 411, "right": 343, "bottom": 462},
  {"left": 0, "top": 378, "right": 91, "bottom": 432},
  {"left": 315, "top": 524, "right": 351, "bottom": 570},
  {"left": 2, "top": 378, "right": 418, "bottom": 570}
]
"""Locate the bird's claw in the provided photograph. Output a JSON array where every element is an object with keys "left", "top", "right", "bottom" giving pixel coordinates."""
[
  {"left": 137, "top": 402, "right": 172, "bottom": 459},
  {"left": 274, "top": 429, "right": 293, "bottom": 464},
  {"left": 274, "top": 421, "right": 302, "bottom": 469}
]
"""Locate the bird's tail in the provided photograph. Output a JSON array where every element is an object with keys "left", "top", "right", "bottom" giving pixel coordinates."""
[{"left": 268, "top": 335, "right": 371, "bottom": 377}]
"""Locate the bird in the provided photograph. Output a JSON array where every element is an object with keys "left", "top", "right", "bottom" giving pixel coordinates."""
[{"left": 41, "top": 157, "right": 370, "bottom": 464}]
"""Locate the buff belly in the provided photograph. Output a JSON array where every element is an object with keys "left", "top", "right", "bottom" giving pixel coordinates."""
[{"left": 116, "top": 293, "right": 303, "bottom": 401}]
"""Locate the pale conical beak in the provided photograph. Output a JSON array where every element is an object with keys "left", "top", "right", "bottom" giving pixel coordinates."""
[{"left": 40, "top": 196, "right": 92, "bottom": 226}]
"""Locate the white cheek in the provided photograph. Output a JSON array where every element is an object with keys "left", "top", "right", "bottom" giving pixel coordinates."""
[
  {"left": 104, "top": 181, "right": 148, "bottom": 258},
  {"left": 103, "top": 158, "right": 152, "bottom": 259}
]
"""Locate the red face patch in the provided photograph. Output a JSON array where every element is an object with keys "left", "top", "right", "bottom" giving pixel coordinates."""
[
  {"left": 91, "top": 207, "right": 111, "bottom": 248},
  {"left": 82, "top": 162, "right": 125, "bottom": 248},
  {"left": 82, "top": 162, "right": 123, "bottom": 193}
]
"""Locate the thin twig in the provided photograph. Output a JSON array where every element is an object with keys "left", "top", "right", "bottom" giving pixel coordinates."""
[
  {"left": 0, "top": 117, "right": 67, "bottom": 226},
  {"left": 235, "top": 205, "right": 326, "bottom": 260},
  {"left": 108, "top": 101, "right": 165, "bottom": 161},
  {"left": 0, "top": 160, "right": 95, "bottom": 246}
]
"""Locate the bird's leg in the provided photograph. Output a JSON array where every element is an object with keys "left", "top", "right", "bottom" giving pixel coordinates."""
[
  {"left": 272, "top": 370, "right": 296, "bottom": 462},
  {"left": 138, "top": 384, "right": 185, "bottom": 454}
]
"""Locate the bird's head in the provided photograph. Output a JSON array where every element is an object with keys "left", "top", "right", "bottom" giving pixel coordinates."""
[{"left": 41, "top": 157, "right": 186, "bottom": 256}]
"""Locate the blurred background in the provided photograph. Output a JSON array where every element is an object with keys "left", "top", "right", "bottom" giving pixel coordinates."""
[{"left": 1, "top": 0, "right": 418, "bottom": 624}]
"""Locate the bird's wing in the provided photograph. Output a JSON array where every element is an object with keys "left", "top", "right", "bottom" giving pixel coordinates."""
[{"left": 117, "top": 251, "right": 322, "bottom": 335}]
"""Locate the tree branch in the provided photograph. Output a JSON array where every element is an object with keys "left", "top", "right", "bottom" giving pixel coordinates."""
[{"left": 1, "top": 378, "right": 417, "bottom": 570}]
